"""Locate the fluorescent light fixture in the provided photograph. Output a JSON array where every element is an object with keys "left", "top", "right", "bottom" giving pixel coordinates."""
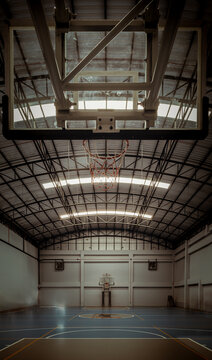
[
  {"left": 60, "top": 210, "right": 152, "bottom": 220},
  {"left": 43, "top": 176, "right": 170, "bottom": 190},
  {"left": 154, "top": 181, "right": 170, "bottom": 189}
]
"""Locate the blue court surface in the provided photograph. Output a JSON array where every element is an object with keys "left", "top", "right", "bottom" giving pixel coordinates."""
[{"left": 0, "top": 306, "right": 211, "bottom": 359}]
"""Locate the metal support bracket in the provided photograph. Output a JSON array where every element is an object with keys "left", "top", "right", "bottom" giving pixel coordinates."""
[{"left": 2, "top": 95, "right": 209, "bottom": 140}]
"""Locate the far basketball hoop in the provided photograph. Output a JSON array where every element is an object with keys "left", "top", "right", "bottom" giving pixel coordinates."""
[{"left": 83, "top": 140, "right": 129, "bottom": 190}]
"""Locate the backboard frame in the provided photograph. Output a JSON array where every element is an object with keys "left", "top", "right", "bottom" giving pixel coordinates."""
[{"left": 2, "top": 0, "right": 209, "bottom": 140}]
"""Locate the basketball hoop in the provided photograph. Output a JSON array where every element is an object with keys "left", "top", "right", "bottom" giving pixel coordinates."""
[{"left": 83, "top": 140, "right": 129, "bottom": 190}]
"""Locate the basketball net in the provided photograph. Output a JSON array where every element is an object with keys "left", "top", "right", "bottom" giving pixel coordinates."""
[{"left": 83, "top": 140, "right": 129, "bottom": 190}]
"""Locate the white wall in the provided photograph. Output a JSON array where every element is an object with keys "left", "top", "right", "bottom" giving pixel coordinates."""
[
  {"left": 174, "top": 225, "right": 212, "bottom": 311},
  {"left": 39, "top": 249, "right": 173, "bottom": 307},
  {"left": 0, "top": 223, "right": 38, "bottom": 311},
  {"left": 2, "top": 221, "right": 210, "bottom": 311}
]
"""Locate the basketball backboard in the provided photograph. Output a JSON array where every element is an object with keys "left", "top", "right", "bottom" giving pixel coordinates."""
[{"left": 2, "top": 0, "right": 209, "bottom": 140}]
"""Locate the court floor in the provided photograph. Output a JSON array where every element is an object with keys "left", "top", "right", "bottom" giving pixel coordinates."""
[{"left": 0, "top": 307, "right": 211, "bottom": 359}]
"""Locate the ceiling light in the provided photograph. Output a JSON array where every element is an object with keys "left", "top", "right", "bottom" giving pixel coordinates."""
[
  {"left": 43, "top": 177, "right": 170, "bottom": 190},
  {"left": 60, "top": 210, "right": 152, "bottom": 220}
]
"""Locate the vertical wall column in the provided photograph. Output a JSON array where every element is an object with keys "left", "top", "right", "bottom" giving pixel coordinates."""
[
  {"left": 184, "top": 240, "right": 189, "bottom": 308},
  {"left": 80, "top": 253, "right": 84, "bottom": 306},
  {"left": 129, "top": 252, "right": 133, "bottom": 306},
  {"left": 198, "top": 280, "right": 203, "bottom": 311},
  {"left": 172, "top": 256, "right": 174, "bottom": 298}
]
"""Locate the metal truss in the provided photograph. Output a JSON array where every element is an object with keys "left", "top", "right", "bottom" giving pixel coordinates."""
[{"left": 39, "top": 228, "right": 169, "bottom": 250}]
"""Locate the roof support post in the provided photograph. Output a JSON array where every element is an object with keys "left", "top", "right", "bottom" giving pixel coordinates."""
[
  {"left": 62, "top": 0, "right": 154, "bottom": 85},
  {"left": 55, "top": 0, "right": 70, "bottom": 79},
  {"left": 144, "top": 1, "right": 159, "bottom": 83},
  {"left": 26, "top": 0, "right": 70, "bottom": 109},
  {"left": 145, "top": 0, "right": 185, "bottom": 109}
]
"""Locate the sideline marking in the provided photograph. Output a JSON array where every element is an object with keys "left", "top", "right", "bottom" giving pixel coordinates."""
[{"left": 154, "top": 326, "right": 208, "bottom": 360}]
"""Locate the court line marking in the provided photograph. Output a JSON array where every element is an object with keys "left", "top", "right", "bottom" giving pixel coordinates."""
[
  {"left": 82, "top": 307, "right": 130, "bottom": 310},
  {"left": 0, "top": 339, "right": 24, "bottom": 352},
  {"left": 69, "top": 309, "right": 85, "bottom": 321},
  {"left": 2, "top": 310, "right": 83, "bottom": 360},
  {"left": 47, "top": 329, "right": 165, "bottom": 339},
  {"left": 2, "top": 327, "right": 58, "bottom": 360},
  {"left": 1, "top": 337, "right": 185, "bottom": 340},
  {"left": 187, "top": 338, "right": 212, "bottom": 352},
  {"left": 0, "top": 328, "right": 53, "bottom": 333},
  {"left": 69, "top": 314, "right": 79, "bottom": 321},
  {"left": 0, "top": 326, "right": 212, "bottom": 333},
  {"left": 135, "top": 314, "right": 145, "bottom": 321},
  {"left": 154, "top": 326, "right": 208, "bottom": 360},
  {"left": 160, "top": 327, "right": 212, "bottom": 333},
  {"left": 134, "top": 313, "right": 210, "bottom": 359}
]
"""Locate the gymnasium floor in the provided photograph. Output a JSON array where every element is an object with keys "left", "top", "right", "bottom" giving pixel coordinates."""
[{"left": 0, "top": 307, "right": 211, "bottom": 359}]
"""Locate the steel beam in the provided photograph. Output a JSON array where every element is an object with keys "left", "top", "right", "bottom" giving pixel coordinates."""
[
  {"left": 145, "top": 0, "right": 185, "bottom": 109},
  {"left": 62, "top": 0, "right": 154, "bottom": 85},
  {"left": 3, "top": 26, "right": 14, "bottom": 130},
  {"left": 8, "top": 18, "right": 203, "bottom": 31},
  {"left": 197, "top": 27, "right": 207, "bottom": 130},
  {"left": 26, "top": 0, "right": 69, "bottom": 109},
  {"left": 55, "top": 0, "right": 69, "bottom": 79},
  {"left": 63, "top": 82, "right": 151, "bottom": 91},
  {"left": 55, "top": 0, "right": 70, "bottom": 26}
]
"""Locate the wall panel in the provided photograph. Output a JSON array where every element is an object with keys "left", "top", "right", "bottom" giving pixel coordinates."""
[
  {"left": 190, "top": 244, "right": 212, "bottom": 283},
  {"left": 0, "top": 241, "right": 38, "bottom": 311},
  {"left": 188, "top": 285, "right": 198, "bottom": 310},
  {"left": 174, "top": 258, "right": 184, "bottom": 282},
  {"left": 133, "top": 288, "right": 171, "bottom": 306},
  {"left": 174, "top": 286, "right": 184, "bottom": 307},
  {"left": 133, "top": 262, "right": 172, "bottom": 283},
  {"left": 84, "top": 261, "right": 128, "bottom": 285},
  {"left": 40, "top": 262, "right": 80, "bottom": 283},
  {"left": 203, "top": 285, "right": 212, "bottom": 312},
  {"left": 39, "top": 288, "right": 80, "bottom": 307},
  {"left": 84, "top": 288, "right": 102, "bottom": 306}
]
